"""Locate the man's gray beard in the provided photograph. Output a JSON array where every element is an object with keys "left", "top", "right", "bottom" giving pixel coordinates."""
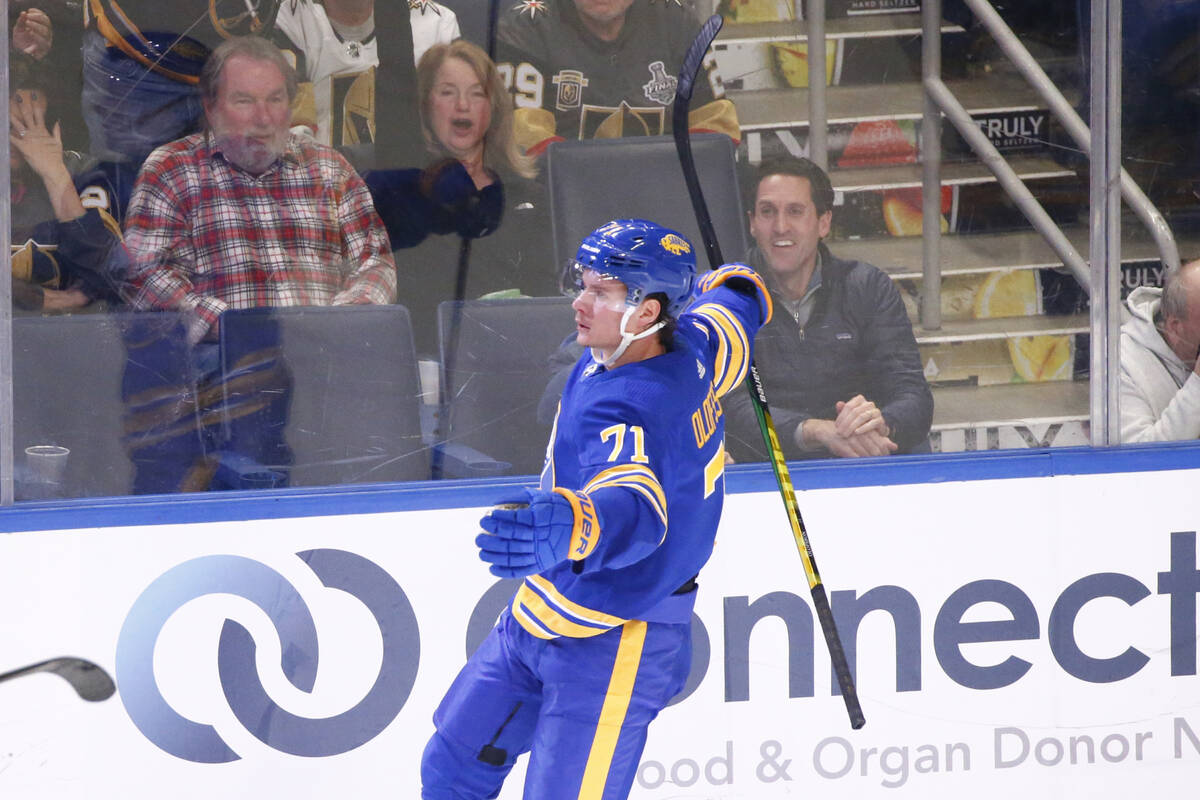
[{"left": 215, "top": 133, "right": 284, "bottom": 175}]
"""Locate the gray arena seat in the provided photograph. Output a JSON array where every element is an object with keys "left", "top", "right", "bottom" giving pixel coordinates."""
[
  {"left": 546, "top": 133, "right": 749, "bottom": 269},
  {"left": 437, "top": 297, "right": 577, "bottom": 476},
  {"left": 11, "top": 312, "right": 190, "bottom": 499},
  {"left": 219, "top": 304, "right": 429, "bottom": 487}
]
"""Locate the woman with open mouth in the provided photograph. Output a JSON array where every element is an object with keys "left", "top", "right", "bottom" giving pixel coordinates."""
[{"left": 366, "top": 38, "right": 553, "bottom": 358}]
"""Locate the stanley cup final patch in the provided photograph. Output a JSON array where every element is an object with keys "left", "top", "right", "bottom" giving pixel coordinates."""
[
  {"left": 553, "top": 69, "right": 588, "bottom": 111},
  {"left": 643, "top": 60, "right": 677, "bottom": 106}
]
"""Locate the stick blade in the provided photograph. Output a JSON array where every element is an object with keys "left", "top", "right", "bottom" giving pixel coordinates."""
[
  {"left": 0, "top": 657, "right": 116, "bottom": 702},
  {"left": 676, "top": 13, "right": 724, "bottom": 103}
]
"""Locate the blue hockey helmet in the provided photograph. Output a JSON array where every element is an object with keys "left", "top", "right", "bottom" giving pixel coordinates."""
[{"left": 564, "top": 219, "right": 698, "bottom": 316}]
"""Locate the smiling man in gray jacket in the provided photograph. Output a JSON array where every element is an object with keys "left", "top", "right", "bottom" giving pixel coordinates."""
[
  {"left": 722, "top": 156, "right": 933, "bottom": 462},
  {"left": 1120, "top": 259, "right": 1200, "bottom": 442}
]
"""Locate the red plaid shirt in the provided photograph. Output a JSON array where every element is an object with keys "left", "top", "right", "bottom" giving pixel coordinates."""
[{"left": 125, "top": 132, "right": 397, "bottom": 344}]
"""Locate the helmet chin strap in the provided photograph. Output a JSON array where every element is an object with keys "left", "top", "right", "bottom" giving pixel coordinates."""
[{"left": 592, "top": 305, "right": 665, "bottom": 367}]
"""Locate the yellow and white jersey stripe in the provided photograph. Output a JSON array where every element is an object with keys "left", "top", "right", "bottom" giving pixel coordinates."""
[
  {"left": 689, "top": 302, "right": 752, "bottom": 400},
  {"left": 512, "top": 574, "right": 630, "bottom": 640},
  {"left": 583, "top": 464, "right": 667, "bottom": 529}
]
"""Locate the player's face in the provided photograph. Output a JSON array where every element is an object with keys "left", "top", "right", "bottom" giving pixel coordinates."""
[
  {"left": 205, "top": 54, "right": 291, "bottom": 175},
  {"left": 749, "top": 174, "right": 832, "bottom": 280},
  {"left": 573, "top": 0, "right": 635, "bottom": 27},
  {"left": 572, "top": 269, "right": 629, "bottom": 352},
  {"left": 429, "top": 56, "right": 491, "bottom": 162}
]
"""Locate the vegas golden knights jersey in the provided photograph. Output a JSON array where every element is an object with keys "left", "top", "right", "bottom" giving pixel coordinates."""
[
  {"left": 272, "top": 0, "right": 459, "bottom": 147},
  {"left": 495, "top": 0, "right": 739, "bottom": 154}
]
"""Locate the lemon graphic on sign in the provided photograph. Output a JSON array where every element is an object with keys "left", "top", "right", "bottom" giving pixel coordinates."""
[
  {"left": 1007, "top": 335, "right": 1073, "bottom": 382},
  {"left": 972, "top": 269, "right": 1039, "bottom": 318},
  {"left": 722, "top": 0, "right": 792, "bottom": 23},
  {"left": 972, "top": 270, "right": 1072, "bottom": 382}
]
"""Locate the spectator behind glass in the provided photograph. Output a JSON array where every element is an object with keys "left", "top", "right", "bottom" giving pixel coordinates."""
[
  {"left": 722, "top": 156, "right": 934, "bottom": 461},
  {"left": 10, "top": 3, "right": 88, "bottom": 152},
  {"left": 124, "top": 34, "right": 397, "bottom": 346},
  {"left": 119, "top": 35, "right": 396, "bottom": 494},
  {"left": 271, "top": 0, "right": 459, "bottom": 150},
  {"left": 418, "top": 40, "right": 535, "bottom": 191},
  {"left": 81, "top": 0, "right": 282, "bottom": 169},
  {"left": 495, "top": 0, "right": 739, "bottom": 156},
  {"left": 11, "top": 6, "right": 50, "bottom": 59},
  {"left": 367, "top": 38, "right": 553, "bottom": 356},
  {"left": 8, "top": 51, "right": 131, "bottom": 313},
  {"left": 1120, "top": 259, "right": 1200, "bottom": 442}
]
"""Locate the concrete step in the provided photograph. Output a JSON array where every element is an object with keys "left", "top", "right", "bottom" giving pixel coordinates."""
[
  {"left": 715, "top": 15, "right": 968, "bottom": 91},
  {"left": 912, "top": 312, "right": 1088, "bottom": 344},
  {"left": 823, "top": 159, "right": 1081, "bottom": 239},
  {"left": 930, "top": 379, "right": 1089, "bottom": 430},
  {"left": 835, "top": 227, "right": 1200, "bottom": 280},
  {"left": 731, "top": 73, "right": 1049, "bottom": 131},
  {"left": 830, "top": 154, "right": 1072, "bottom": 194},
  {"left": 717, "top": 14, "right": 964, "bottom": 45}
]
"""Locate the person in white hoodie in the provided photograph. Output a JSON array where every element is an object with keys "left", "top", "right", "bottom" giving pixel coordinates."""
[{"left": 1120, "top": 259, "right": 1200, "bottom": 442}]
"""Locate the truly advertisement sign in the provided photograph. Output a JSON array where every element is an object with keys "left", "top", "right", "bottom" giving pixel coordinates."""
[{"left": 1, "top": 471, "right": 1199, "bottom": 797}]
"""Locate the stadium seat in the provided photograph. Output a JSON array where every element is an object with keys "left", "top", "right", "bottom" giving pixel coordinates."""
[
  {"left": 436, "top": 297, "right": 577, "bottom": 477},
  {"left": 219, "top": 304, "right": 429, "bottom": 487},
  {"left": 12, "top": 312, "right": 190, "bottom": 499},
  {"left": 546, "top": 133, "right": 750, "bottom": 270}
]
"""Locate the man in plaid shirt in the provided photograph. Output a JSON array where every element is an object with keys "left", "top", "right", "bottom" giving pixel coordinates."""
[
  {"left": 119, "top": 35, "right": 397, "bottom": 493},
  {"left": 123, "top": 34, "right": 397, "bottom": 346}
]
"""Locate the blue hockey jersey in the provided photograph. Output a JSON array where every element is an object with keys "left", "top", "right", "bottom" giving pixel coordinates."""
[{"left": 511, "top": 273, "right": 771, "bottom": 638}]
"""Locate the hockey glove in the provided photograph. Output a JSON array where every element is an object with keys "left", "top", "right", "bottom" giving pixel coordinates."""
[
  {"left": 476, "top": 487, "right": 601, "bottom": 578},
  {"left": 696, "top": 263, "right": 773, "bottom": 324}
]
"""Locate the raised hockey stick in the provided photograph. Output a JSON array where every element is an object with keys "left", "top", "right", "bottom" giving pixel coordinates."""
[
  {"left": 673, "top": 14, "right": 865, "bottom": 730},
  {"left": 0, "top": 657, "right": 116, "bottom": 702}
]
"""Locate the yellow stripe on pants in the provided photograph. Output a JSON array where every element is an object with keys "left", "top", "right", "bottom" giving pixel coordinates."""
[{"left": 577, "top": 621, "right": 648, "bottom": 800}]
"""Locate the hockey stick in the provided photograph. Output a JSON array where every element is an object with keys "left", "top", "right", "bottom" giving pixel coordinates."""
[
  {"left": 673, "top": 14, "right": 865, "bottom": 730},
  {"left": 0, "top": 657, "right": 116, "bottom": 702}
]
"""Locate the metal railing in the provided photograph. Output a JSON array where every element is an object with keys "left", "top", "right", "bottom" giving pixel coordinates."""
[
  {"left": 919, "top": 0, "right": 1159, "bottom": 446},
  {"left": 796, "top": 0, "right": 1164, "bottom": 446},
  {"left": 1, "top": 0, "right": 13, "bottom": 506},
  {"left": 804, "top": 0, "right": 828, "bottom": 171}
]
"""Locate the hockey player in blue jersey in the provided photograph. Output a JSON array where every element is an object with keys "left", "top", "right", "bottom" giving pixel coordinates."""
[{"left": 420, "top": 218, "right": 772, "bottom": 799}]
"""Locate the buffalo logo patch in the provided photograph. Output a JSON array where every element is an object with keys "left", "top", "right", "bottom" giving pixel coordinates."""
[{"left": 660, "top": 234, "right": 691, "bottom": 255}]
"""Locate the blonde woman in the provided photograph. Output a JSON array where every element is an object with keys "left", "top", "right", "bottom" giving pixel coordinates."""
[
  {"left": 416, "top": 39, "right": 536, "bottom": 188},
  {"left": 367, "top": 39, "right": 553, "bottom": 356}
]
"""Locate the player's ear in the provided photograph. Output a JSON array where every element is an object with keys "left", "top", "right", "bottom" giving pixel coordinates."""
[{"left": 636, "top": 297, "right": 662, "bottom": 332}]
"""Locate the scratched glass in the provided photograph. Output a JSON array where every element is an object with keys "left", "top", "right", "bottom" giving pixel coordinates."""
[{"left": 0, "top": 1, "right": 1184, "bottom": 504}]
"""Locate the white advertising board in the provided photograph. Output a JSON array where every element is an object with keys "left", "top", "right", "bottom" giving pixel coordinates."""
[{"left": 2, "top": 468, "right": 1199, "bottom": 797}]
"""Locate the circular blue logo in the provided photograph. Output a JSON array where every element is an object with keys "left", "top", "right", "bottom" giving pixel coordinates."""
[{"left": 115, "top": 549, "right": 419, "bottom": 762}]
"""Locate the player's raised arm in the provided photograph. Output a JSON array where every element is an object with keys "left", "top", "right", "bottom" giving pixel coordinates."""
[{"left": 684, "top": 263, "right": 773, "bottom": 400}]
